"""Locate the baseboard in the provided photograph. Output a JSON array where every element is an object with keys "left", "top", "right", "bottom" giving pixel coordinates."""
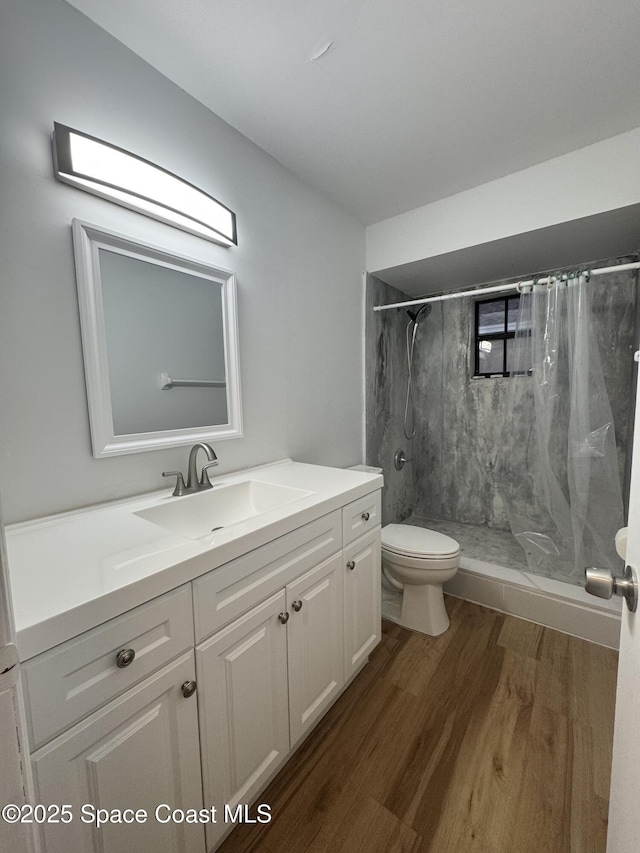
[{"left": 444, "top": 559, "right": 622, "bottom": 650}]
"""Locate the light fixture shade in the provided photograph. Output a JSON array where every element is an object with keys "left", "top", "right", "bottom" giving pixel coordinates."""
[{"left": 52, "top": 123, "right": 237, "bottom": 247}]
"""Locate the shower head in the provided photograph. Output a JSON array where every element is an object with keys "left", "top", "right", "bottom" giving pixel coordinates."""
[{"left": 406, "top": 304, "right": 432, "bottom": 324}]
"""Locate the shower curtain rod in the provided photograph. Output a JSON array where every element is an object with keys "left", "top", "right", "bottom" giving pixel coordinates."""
[{"left": 372, "top": 261, "right": 640, "bottom": 313}]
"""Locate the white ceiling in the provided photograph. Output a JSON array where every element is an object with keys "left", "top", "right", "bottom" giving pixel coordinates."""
[{"left": 65, "top": 0, "right": 640, "bottom": 227}]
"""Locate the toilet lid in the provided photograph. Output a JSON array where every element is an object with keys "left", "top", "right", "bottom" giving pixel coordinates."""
[{"left": 381, "top": 524, "right": 460, "bottom": 558}]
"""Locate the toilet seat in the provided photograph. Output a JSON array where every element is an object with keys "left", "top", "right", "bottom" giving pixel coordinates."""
[{"left": 382, "top": 524, "right": 460, "bottom": 560}]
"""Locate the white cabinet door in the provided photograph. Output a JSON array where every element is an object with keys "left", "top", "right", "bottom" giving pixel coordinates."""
[
  {"left": 31, "top": 651, "right": 204, "bottom": 853},
  {"left": 287, "top": 552, "right": 344, "bottom": 746},
  {"left": 343, "top": 528, "right": 381, "bottom": 681},
  {"left": 0, "top": 669, "right": 31, "bottom": 853},
  {"left": 196, "top": 591, "right": 289, "bottom": 851}
]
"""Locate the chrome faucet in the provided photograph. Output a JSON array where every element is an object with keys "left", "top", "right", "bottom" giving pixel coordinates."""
[{"left": 162, "top": 443, "right": 218, "bottom": 496}]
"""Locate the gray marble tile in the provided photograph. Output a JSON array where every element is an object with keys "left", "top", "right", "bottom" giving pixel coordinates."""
[
  {"left": 591, "top": 269, "right": 637, "bottom": 499},
  {"left": 409, "top": 514, "right": 530, "bottom": 572},
  {"left": 366, "top": 259, "right": 637, "bottom": 585},
  {"left": 411, "top": 260, "right": 637, "bottom": 534},
  {"left": 365, "top": 275, "right": 414, "bottom": 525}
]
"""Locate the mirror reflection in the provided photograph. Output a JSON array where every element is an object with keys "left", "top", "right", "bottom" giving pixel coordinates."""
[
  {"left": 100, "top": 250, "right": 228, "bottom": 434},
  {"left": 72, "top": 219, "right": 242, "bottom": 457}
]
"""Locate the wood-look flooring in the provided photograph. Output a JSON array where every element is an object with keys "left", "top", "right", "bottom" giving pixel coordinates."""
[{"left": 217, "top": 598, "right": 618, "bottom": 853}]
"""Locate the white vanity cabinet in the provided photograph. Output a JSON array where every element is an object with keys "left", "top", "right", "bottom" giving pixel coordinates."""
[
  {"left": 286, "top": 551, "right": 344, "bottom": 745},
  {"left": 26, "top": 588, "right": 204, "bottom": 853},
  {"left": 17, "top": 474, "right": 382, "bottom": 853},
  {"left": 341, "top": 491, "right": 382, "bottom": 681},
  {"left": 30, "top": 653, "right": 204, "bottom": 853},
  {"left": 195, "top": 554, "right": 346, "bottom": 851},
  {"left": 195, "top": 591, "right": 290, "bottom": 851},
  {"left": 343, "top": 526, "right": 382, "bottom": 681},
  {"left": 193, "top": 513, "right": 347, "bottom": 851}
]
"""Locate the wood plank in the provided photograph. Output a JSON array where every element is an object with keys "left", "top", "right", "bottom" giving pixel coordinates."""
[
  {"left": 425, "top": 649, "right": 537, "bottom": 852},
  {"left": 385, "top": 599, "right": 464, "bottom": 699},
  {"left": 311, "top": 796, "right": 419, "bottom": 852},
  {"left": 535, "top": 628, "right": 572, "bottom": 717},
  {"left": 382, "top": 604, "right": 506, "bottom": 833},
  {"left": 569, "top": 721, "right": 609, "bottom": 853},
  {"left": 511, "top": 701, "right": 571, "bottom": 853},
  {"left": 253, "top": 682, "right": 420, "bottom": 852},
  {"left": 217, "top": 601, "right": 617, "bottom": 853},
  {"left": 498, "top": 614, "right": 544, "bottom": 659}
]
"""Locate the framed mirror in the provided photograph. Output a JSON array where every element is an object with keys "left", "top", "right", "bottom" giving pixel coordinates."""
[{"left": 72, "top": 219, "right": 242, "bottom": 457}]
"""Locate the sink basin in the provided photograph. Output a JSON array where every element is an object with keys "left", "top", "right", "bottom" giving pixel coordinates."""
[{"left": 135, "top": 479, "right": 314, "bottom": 540}]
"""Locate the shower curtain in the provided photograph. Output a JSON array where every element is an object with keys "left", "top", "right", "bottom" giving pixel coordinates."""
[{"left": 499, "top": 273, "right": 625, "bottom": 584}]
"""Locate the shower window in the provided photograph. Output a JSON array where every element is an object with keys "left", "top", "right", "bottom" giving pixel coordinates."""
[{"left": 474, "top": 295, "right": 525, "bottom": 377}]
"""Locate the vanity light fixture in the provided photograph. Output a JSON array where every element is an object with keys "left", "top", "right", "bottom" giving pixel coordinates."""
[{"left": 52, "top": 122, "right": 237, "bottom": 247}]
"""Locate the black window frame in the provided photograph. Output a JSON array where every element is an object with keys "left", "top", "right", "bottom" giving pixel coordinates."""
[{"left": 474, "top": 294, "right": 521, "bottom": 378}]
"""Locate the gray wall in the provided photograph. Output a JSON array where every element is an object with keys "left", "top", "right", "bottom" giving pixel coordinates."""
[
  {"left": 366, "top": 260, "right": 638, "bottom": 529},
  {"left": 0, "top": 0, "right": 366, "bottom": 523}
]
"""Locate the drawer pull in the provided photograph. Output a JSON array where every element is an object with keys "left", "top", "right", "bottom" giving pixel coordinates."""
[
  {"left": 347, "top": 560, "right": 356, "bottom": 571},
  {"left": 292, "top": 600, "right": 303, "bottom": 612},
  {"left": 116, "top": 648, "right": 136, "bottom": 668},
  {"left": 361, "top": 512, "right": 370, "bottom": 521},
  {"left": 278, "top": 612, "right": 290, "bottom": 624},
  {"left": 181, "top": 680, "right": 197, "bottom": 699}
]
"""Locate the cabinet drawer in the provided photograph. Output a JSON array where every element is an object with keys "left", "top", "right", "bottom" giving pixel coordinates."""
[
  {"left": 193, "top": 510, "right": 342, "bottom": 642},
  {"left": 23, "top": 585, "right": 193, "bottom": 750},
  {"left": 342, "top": 491, "right": 381, "bottom": 547}
]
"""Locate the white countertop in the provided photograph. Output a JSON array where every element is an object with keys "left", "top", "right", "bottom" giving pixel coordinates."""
[{"left": 6, "top": 460, "right": 382, "bottom": 661}]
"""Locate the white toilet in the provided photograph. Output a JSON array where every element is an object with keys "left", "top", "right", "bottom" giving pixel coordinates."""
[{"left": 381, "top": 523, "right": 461, "bottom": 636}]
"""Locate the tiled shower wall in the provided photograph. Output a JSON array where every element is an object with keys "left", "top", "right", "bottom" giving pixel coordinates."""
[
  {"left": 365, "top": 275, "right": 413, "bottom": 525},
  {"left": 366, "top": 260, "right": 638, "bottom": 530}
]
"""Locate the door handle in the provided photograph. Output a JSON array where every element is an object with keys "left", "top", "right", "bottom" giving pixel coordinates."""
[{"left": 585, "top": 565, "right": 638, "bottom": 612}]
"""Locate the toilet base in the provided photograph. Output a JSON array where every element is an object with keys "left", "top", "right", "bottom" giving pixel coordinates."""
[{"left": 400, "top": 583, "right": 450, "bottom": 636}]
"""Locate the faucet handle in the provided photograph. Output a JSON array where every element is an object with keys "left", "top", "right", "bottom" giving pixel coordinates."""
[
  {"left": 162, "top": 471, "right": 187, "bottom": 496},
  {"left": 200, "top": 460, "right": 218, "bottom": 489}
]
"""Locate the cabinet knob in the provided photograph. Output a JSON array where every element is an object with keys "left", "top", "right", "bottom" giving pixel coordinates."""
[
  {"left": 347, "top": 560, "right": 356, "bottom": 571},
  {"left": 291, "top": 600, "right": 303, "bottom": 612},
  {"left": 116, "top": 648, "right": 136, "bottom": 668},
  {"left": 181, "top": 680, "right": 197, "bottom": 698},
  {"left": 278, "top": 611, "right": 290, "bottom": 624},
  {"left": 361, "top": 512, "right": 370, "bottom": 521}
]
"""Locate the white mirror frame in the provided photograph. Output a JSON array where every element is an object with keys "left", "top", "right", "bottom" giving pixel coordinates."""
[{"left": 72, "top": 219, "right": 243, "bottom": 458}]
